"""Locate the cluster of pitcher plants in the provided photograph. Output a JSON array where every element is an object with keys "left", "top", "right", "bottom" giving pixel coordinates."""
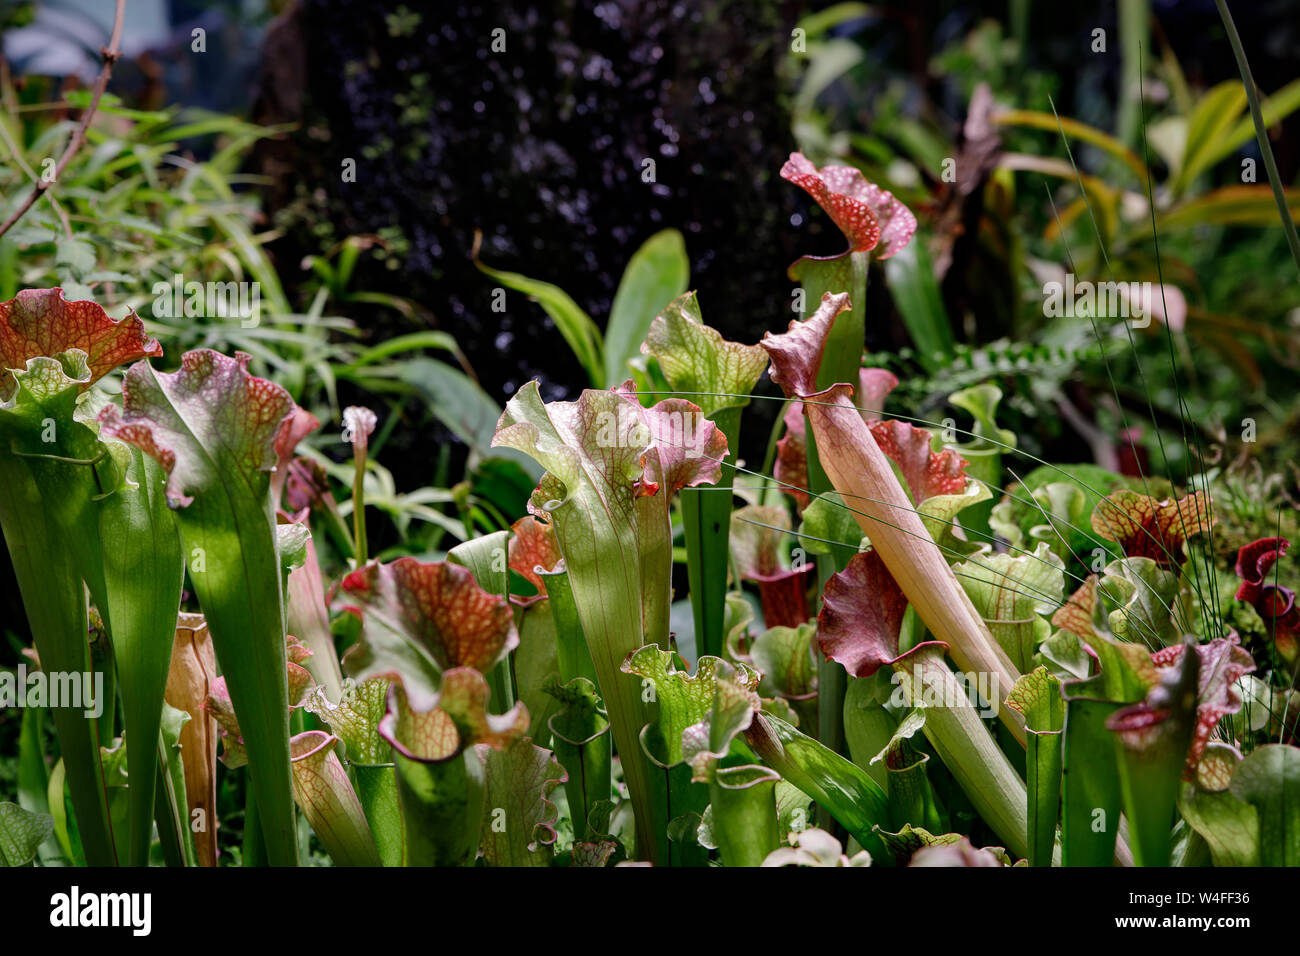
[{"left": 1, "top": 151, "right": 1295, "bottom": 868}]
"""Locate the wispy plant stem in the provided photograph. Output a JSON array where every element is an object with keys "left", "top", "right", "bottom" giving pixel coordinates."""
[{"left": 1215, "top": 0, "right": 1300, "bottom": 278}]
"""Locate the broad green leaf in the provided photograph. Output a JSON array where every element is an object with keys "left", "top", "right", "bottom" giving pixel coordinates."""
[
  {"left": 0, "top": 289, "right": 164, "bottom": 866},
  {"left": 1175, "top": 80, "right": 1248, "bottom": 194},
  {"left": 1177, "top": 744, "right": 1258, "bottom": 868},
  {"left": 1182, "top": 78, "right": 1300, "bottom": 189},
  {"left": 393, "top": 357, "right": 525, "bottom": 469},
  {"left": 17, "top": 705, "right": 50, "bottom": 818},
  {"left": 604, "top": 230, "right": 690, "bottom": 385},
  {"left": 1157, "top": 185, "right": 1300, "bottom": 232},
  {"left": 99, "top": 348, "right": 301, "bottom": 865},
  {"left": 1229, "top": 743, "right": 1300, "bottom": 866},
  {"left": 883, "top": 237, "right": 955, "bottom": 371},
  {"left": 493, "top": 381, "right": 725, "bottom": 863},
  {"left": 96, "top": 447, "right": 185, "bottom": 865},
  {"left": 477, "top": 737, "right": 567, "bottom": 867},
  {"left": 993, "top": 109, "right": 1148, "bottom": 182},
  {"left": 0, "top": 802, "right": 55, "bottom": 866},
  {"left": 744, "top": 710, "right": 891, "bottom": 863}
]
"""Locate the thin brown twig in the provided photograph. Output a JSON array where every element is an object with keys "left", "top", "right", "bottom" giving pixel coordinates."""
[
  {"left": 0, "top": 112, "right": 73, "bottom": 238},
  {"left": 0, "top": 0, "right": 126, "bottom": 240}
]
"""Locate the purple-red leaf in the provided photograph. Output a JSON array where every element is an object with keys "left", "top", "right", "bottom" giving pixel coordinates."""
[
  {"left": 340, "top": 558, "right": 519, "bottom": 713},
  {"left": 781, "top": 153, "right": 918, "bottom": 258},
  {"left": 1090, "top": 489, "right": 1215, "bottom": 568},
  {"left": 818, "top": 549, "right": 931, "bottom": 677},
  {"left": 1148, "top": 638, "right": 1256, "bottom": 779},
  {"left": 0, "top": 288, "right": 160, "bottom": 401},
  {"left": 271, "top": 407, "right": 320, "bottom": 503},
  {"left": 1233, "top": 537, "right": 1299, "bottom": 661},
  {"left": 507, "top": 514, "right": 563, "bottom": 606},
  {"left": 98, "top": 349, "right": 296, "bottom": 508}
]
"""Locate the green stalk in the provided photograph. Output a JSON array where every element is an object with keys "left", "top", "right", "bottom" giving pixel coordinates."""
[
  {"left": 0, "top": 458, "right": 116, "bottom": 865},
  {"left": 1060, "top": 690, "right": 1123, "bottom": 866},
  {"left": 1006, "top": 667, "right": 1064, "bottom": 867},
  {"left": 353, "top": 764, "right": 403, "bottom": 867},
  {"left": 391, "top": 751, "right": 484, "bottom": 866},
  {"left": 542, "top": 569, "right": 609, "bottom": 834},
  {"left": 1214, "top": 0, "right": 1300, "bottom": 277},
  {"left": 242, "top": 785, "right": 267, "bottom": 867},
  {"left": 708, "top": 765, "right": 781, "bottom": 867},
  {"left": 351, "top": 436, "right": 368, "bottom": 566},
  {"left": 745, "top": 710, "right": 892, "bottom": 863},
  {"left": 183, "top": 506, "right": 297, "bottom": 865},
  {"left": 892, "top": 646, "right": 1030, "bottom": 859},
  {"left": 843, "top": 675, "right": 900, "bottom": 791},
  {"left": 153, "top": 739, "right": 190, "bottom": 867},
  {"left": 1117, "top": 0, "right": 1149, "bottom": 147},
  {"left": 544, "top": 569, "right": 599, "bottom": 687},
  {"left": 795, "top": 250, "right": 869, "bottom": 765},
  {"left": 546, "top": 677, "right": 610, "bottom": 842},
  {"left": 884, "top": 747, "right": 945, "bottom": 833},
  {"left": 682, "top": 407, "right": 741, "bottom": 658},
  {"left": 98, "top": 450, "right": 185, "bottom": 866}
]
